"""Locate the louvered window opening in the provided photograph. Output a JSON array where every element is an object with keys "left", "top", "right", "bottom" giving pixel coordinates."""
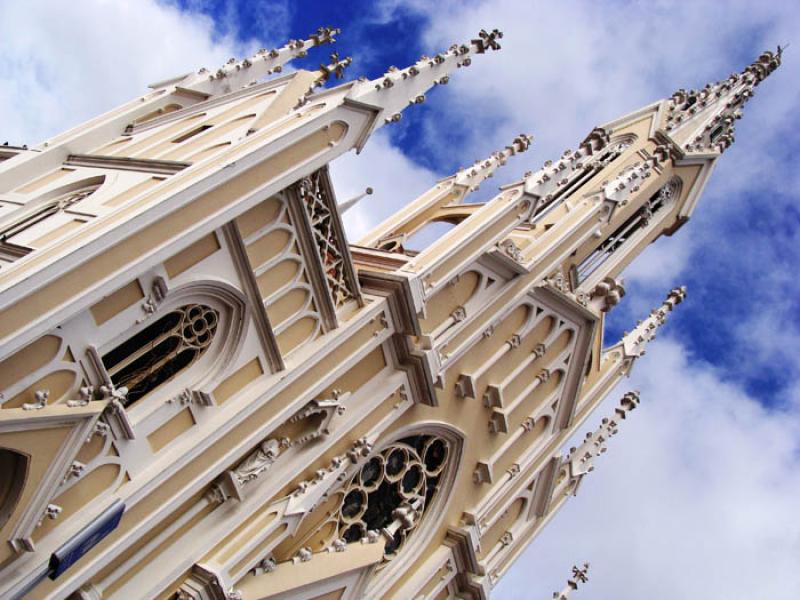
[
  {"left": 533, "top": 141, "right": 631, "bottom": 222},
  {"left": 576, "top": 181, "right": 674, "bottom": 284}
]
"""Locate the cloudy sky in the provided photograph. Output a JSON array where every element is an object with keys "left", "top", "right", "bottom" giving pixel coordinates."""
[{"left": 2, "top": 1, "right": 799, "bottom": 597}]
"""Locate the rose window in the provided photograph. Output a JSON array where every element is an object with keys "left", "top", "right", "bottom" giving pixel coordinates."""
[{"left": 336, "top": 435, "right": 450, "bottom": 562}]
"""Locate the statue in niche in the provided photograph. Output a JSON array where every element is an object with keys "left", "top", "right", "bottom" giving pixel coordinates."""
[{"left": 234, "top": 438, "right": 289, "bottom": 486}]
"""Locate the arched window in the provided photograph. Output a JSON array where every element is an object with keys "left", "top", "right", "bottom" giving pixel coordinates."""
[
  {"left": 576, "top": 178, "right": 680, "bottom": 285},
  {"left": 0, "top": 448, "right": 28, "bottom": 531},
  {"left": 102, "top": 303, "right": 219, "bottom": 407}
]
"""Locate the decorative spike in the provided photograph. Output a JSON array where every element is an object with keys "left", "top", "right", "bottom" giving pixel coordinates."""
[
  {"left": 568, "top": 391, "right": 640, "bottom": 479},
  {"left": 348, "top": 28, "right": 503, "bottom": 133},
  {"left": 453, "top": 133, "right": 533, "bottom": 188},
  {"left": 663, "top": 48, "right": 781, "bottom": 154},
  {"left": 338, "top": 187, "right": 373, "bottom": 214}
]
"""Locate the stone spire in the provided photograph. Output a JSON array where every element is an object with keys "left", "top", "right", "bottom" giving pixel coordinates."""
[
  {"left": 553, "top": 563, "right": 590, "bottom": 599},
  {"left": 167, "top": 26, "right": 341, "bottom": 96},
  {"left": 620, "top": 286, "right": 687, "bottom": 358},
  {"left": 567, "top": 391, "right": 640, "bottom": 480},
  {"left": 348, "top": 28, "right": 503, "bottom": 131},
  {"left": 663, "top": 48, "right": 782, "bottom": 154},
  {"left": 453, "top": 134, "right": 533, "bottom": 191}
]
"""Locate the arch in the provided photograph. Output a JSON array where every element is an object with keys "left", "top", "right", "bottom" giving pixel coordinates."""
[
  {"left": 403, "top": 220, "right": 458, "bottom": 252},
  {"left": 0, "top": 448, "right": 28, "bottom": 531},
  {"left": 100, "top": 280, "right": 248, "bottom": 408}
]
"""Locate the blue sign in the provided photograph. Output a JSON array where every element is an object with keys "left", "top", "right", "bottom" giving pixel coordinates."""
[{"left": 48, "top": 500, "right": 125, "bottom": 579}]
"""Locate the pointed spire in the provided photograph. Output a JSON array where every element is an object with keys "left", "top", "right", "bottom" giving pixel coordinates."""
[
  {"left": 453, "top": 133, "right": 533, "bottom": 191},
  {"left": 348, "top": 28, "right": 503, "bottom": 130},
  {"left": 621, "top": 286, "right": 686, "bottom": 358},
  {"left": 338, "top": 187, "right": 373, "bottom": 213},
  {"left": 169, "top": 26, "right": 341, "bottom": 96},
  {"left": 553, "top": 563, "right": 591, "bottom": 600},
  {"left": 663, "top": 48, "right": 781, "bottom": 154},
  {"left": 568, "top": 391, "right": 640, "bottom": 479}
]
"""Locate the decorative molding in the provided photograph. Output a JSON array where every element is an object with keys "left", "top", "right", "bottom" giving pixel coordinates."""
[
  {"left": 222, "top": 222, "right": 285, "bottom": 372},
  {"left": 64, "top": 154, "right": 190, "bottom": 175}
]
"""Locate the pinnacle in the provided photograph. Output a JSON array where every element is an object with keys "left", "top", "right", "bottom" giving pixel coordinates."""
[
  {"left": 453, "top": 132, "right": 533, "bottom": 190},
  {"left": 620, "top": 285, "right": 687, "bottom": 358},
  {"left": 348, "top": 28, "right": 504, "bottom": 131}
]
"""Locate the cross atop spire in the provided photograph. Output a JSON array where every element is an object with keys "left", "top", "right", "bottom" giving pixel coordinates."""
[
  {"left": 453, "top": 133, "right": 533, "bottom": 191},
  {"left": 663, "top": 48, "right": 781, "bottom": 154},
  {"left": 347, "top": 28, "right": 503, "bottom": 134},
  {"left": 620, "top": 286, "right": 686, "bottom": 358},
  {"left": 162, "top": 26, "right": 341, "bottom": 96},
  {"left": 553, "top": 562, "right": 591, "bottom": 599}
]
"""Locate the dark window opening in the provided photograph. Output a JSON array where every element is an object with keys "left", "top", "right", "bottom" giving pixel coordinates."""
[
  {"left": 0, "top": 448, "right": 28, "bottom": 530},
  {"left": 337, "top": 434, "right": 450, "bottom": 563},
  {"left": 171, "top": 125, "right": 212, "bottom": 143},
  {"left": 102, "top": 304, "right": 218, "bottom": 406}
]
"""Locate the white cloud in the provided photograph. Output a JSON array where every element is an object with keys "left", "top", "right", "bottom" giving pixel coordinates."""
[{"left": 0, "top": 0, "right": 254, "bottom": 146}]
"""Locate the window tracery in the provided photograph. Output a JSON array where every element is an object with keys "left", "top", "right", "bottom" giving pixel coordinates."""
[
  {"left": 295, "top": 170, "right": 358, "bottom": 308},
  {"left": 101, "top": 303, "right": 219, "bottom": 406},
  {"left": 336, "top": 434, "right": 450, "bottom": 564}
]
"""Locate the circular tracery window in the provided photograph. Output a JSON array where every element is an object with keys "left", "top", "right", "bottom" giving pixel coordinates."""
[{"left": 336, "top": 434, "right": 450, "bottom": 563}]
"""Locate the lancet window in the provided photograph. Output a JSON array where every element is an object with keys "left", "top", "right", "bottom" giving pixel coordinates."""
[
  {"left": 101, "top": 304, "right": 219, "bottom": 406},
  {"left": 336, "top": 434, "right": 450, "bottom": 564},
  {"left": 576, "top": 179, "right": 679, "bottom": 284}
]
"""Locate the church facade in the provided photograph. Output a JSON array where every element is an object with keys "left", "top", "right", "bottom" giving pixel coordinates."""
[{"left": 0, "top": 27, "right": 779, "bottom": 599}]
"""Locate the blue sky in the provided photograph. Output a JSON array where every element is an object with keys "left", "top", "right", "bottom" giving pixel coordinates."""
[{"left": 1, "top": 1, "right": 799, "bottom": 597}]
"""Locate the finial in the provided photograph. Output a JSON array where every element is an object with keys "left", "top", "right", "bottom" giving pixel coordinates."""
[
  {"left": 348, "top": 28, "right": 503, "bottom": 139},
  {"left": 620, "top": 285, "right": 686, "bottom": 358},
  {"left": 339, "top": 187, "right": 373, "bottom": 213},
  {"left": 453, "top": 132, "right": 533, "bottom": 190},
  {"left": 471, "top": 28, "right": 504, "bottom": 53},
  {"left": 318, "top": 51, "right": 353, "bottom": 84},
  {"left": 553, "top": 562, "right": 590, "bottom": 599}
]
